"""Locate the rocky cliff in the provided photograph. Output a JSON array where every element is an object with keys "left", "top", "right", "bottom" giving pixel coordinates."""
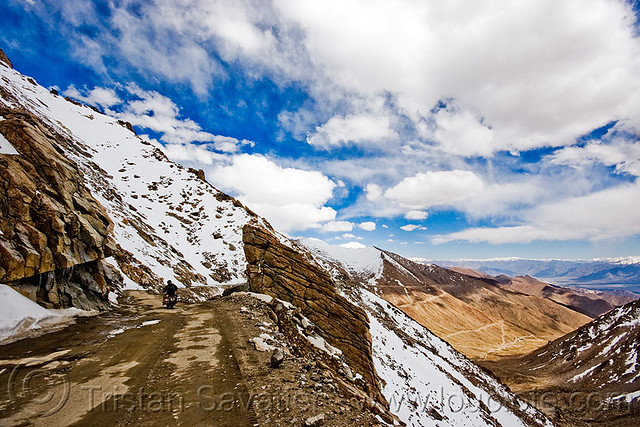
[
  {"left": 242, "top": 224, "right": 386, "bottom": 408},
  {"left": 0, "top": 107, "right": 120, "bottom": 309}
]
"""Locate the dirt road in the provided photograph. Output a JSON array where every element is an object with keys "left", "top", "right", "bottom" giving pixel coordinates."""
[{"left": 0, "top": 291, "right": 255, "bottom": 427}]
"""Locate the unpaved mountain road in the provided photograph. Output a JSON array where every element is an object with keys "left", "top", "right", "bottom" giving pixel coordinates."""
[{"left": 0, "top": 291, "right": 255, "bottom": 427}]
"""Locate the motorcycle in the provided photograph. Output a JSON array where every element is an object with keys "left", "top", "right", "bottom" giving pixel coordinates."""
[{"left": 163, "top": 293, "right": 178, "bottom": 309}]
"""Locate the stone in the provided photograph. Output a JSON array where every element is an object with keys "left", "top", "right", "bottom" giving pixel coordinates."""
[
  {"left": 304, "top": 413, "right": 325, "bottom": 426},
  {"left": 270, "top": 348, "right": 285, "bottom": 368}
]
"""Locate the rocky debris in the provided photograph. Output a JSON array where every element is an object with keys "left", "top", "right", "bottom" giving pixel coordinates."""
[
  {"left": 243, "top": 224, "right": 386, "bottom": 409},
  {"left": 0, "top": 108, "right": 117, "bottom": 309},
  {"left": 0, "top": 48, "right": 12, "bottom": 68},
  {"left": 270, "top": 348, "right": 285, "bottom": 368},
  {"left": 214, "top": 293, "right": 389, "bottom": 426},
  {"left": 113, "top": 245, "right": 162, "bottom": 290},
  {"left": 304, "top": 413, "right": 325, "bottom": 426},
  {"left": 222, "top": 282, "right": 250, "bottom": 296},
  {"left": 187, "top": 167, "right": 206, "bottom": 181}
]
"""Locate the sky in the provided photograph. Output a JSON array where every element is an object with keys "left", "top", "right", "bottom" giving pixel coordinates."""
[{"left": 2, "top": 0, "right": 640, "bottom": 260}]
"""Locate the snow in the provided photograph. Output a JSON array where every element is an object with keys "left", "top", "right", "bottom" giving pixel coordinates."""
[
  {"left": 611, "top": 390, "right": 640, "bottom": 402},
  {"left": 139, "top": 320, "right": 161, "bottom": 327},
  {"left": 0, "top": 132, "right": 19, "bottom": 155},
  {"left": 250, "top": 336, "right": 276, "bottom": 352},
  {"left": 305, "top": 333, "right": 343, "bottom": 358},
  {"left": 0, "top": 285, "right": 85, "bottom": 344},
  {"left": 298, "top": 237, "right": 383, "bottom": 277},
  {"left": 570, "top": 364, "right": 599, "bottom": 383}
]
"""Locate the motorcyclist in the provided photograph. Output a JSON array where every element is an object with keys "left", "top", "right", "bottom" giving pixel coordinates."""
[
  {"left": 162, "top": 280, "right": 179, "bottom": 308},
  {"left": 163, "top": 280, "right": 178, "bottom": 297}
]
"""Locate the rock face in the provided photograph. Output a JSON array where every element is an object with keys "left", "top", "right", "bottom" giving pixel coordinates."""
[
  {"left": 0, "top": 49, "right": 12, "bottom": 69},
  {"left": 242, "top": 224, "right": 385, "bottom": 407},
  {"left": 0, "top": 107, "right": 119, "bottom": 308}
]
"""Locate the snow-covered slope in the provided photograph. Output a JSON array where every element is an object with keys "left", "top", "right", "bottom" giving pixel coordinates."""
[
  {"left": 298, "top": 240, "right": 551, "bottom": 425},
  {"left": 521, "top": 299, "right": 640, "bottom": 392},
  {"left": 297, "top": 237, "right": 383, "bottom": 279},
  {"left": 353, "top": 288, "right": 551, "bottom": 427},
  {"left": 1, "top": 64, "right": 267, "bottom": 289}
]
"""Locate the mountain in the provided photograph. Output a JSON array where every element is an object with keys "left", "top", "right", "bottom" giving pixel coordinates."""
[
  {"left": 433, "top": 257, "right": 640, "bottom": 295},
  {"left": 483, "top": 299, "right": 640, "bottom": 426},
  {"left": 300, "top": 238, "right": 591, "bottom": 361},
  {"left": 501, "top": 275, "right": 619, "bottom": 318},
  {"left": 0, "top": 50, "right": 551, "bottom": 426}
]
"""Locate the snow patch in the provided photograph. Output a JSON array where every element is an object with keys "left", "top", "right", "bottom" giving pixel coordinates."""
[
  {"left": 0, "top": 285, "right": 87, "bottom": 344},
  {"left": 0, "top": 132, "right": 19, "bottom": 155}
]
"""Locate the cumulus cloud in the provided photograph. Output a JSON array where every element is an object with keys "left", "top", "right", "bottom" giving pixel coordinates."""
[
  {"left": 322, "top": 221, "right": 354, "bottom": 232},
  {"left": 65, "top": 84, "right": 257, "bottom": 152},
  {"left": 63, "top": 85, "right": 121, "bottom": 108},
  {"left": 384, "top": 170, "right": 484, "bottom": 209},
  {"left": 210, "top": 154, "right": 337, "bottom": 231},
  {"left": 307, "top": 114, "right": 396, "bottom": 149},
  {"left": 278, "top": 0, "right": 640, "bottom": 154},
  {"left": 401, "top": 224, "right": 427, "bottom": 232},
  {"left": 433, "top": 108, "right": 494, "bottom": 157},
  {"left": 549, "top": 134, "right": 640, "bottom": 177},
  {"left": 359, "top": 221, "right": 376, "bottom": 231},
  {"left": 405, "top": 210, "right": 428, "bottom": 220}
]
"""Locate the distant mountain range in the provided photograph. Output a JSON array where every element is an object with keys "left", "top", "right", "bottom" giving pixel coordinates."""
[{"left": 422, "top": 257, "right": 640, "bottom": 294}]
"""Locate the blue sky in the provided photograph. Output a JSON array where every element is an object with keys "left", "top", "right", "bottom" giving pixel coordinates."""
[{"left": 2, "top": 0, "right": 640, "bottom": 260}]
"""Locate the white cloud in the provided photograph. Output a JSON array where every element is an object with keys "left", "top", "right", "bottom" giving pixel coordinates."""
[
  {"left": 65, "top": 84, "right": 259, "bottom": 150},
  {"left": 160, "top": 142, "right": 226, "bottom": 165},
  {"left": 433, "top": 108, "right": 494, "bottom": 157},
  {"left": 278, "top": 0, "right": 640, "bottom": 154},
  {"left": 434, "top": 181, "right": 640, "bottom": 243},
  {"left": 359, "top": 221, "right": 376, "bottom": 231},
  {"left": 384, "top": 170, "right": 484, "bottom": 209},
  {"left": 210, "top": 154, "right": 337, "bottom": 231},
  {"left": 322, "top": 221, "right": 354, "bottom": 232},
  {"left": 63, "top": 85, "right": 121, "bottom": 108},
  {"left": 549, "top": 135, "right": 640, "bottom": 177},
  {"left": 401, "top": 224, "right": 427, "bottom": 232},
  {"left": 405, "top": 210, "right": 428, "bottom": 220},
  {"left": 365, "top": 183, "right": 384, "bottom": 201},
  {"left": 307, "top": 113, "right": 396, "bottom": 149},
  {"left": 339, "top": 241, "right": 367, "bottom": 249}
]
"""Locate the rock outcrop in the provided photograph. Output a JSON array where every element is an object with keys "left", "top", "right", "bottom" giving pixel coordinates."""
[
  {"left": 0, "top": 48, "right": 12, "bottom": 69},
  {"left": 0, "top": 107, "right": 119, "bottom": 308},
  {"left": 242, "top": 224, "right": 386, "bottom": 407}
]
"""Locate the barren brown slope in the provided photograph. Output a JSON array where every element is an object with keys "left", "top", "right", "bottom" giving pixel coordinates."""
[
  {"left": 369, "top": 250, "right": 591, "bottom": 361},
  {"left": 502, "top": 275, "right": 623, "bottom": 318}
]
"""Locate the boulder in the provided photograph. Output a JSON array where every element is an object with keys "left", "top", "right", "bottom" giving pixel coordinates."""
[{"left": 270, "top": 348, "right": 285, "bottom": 368}]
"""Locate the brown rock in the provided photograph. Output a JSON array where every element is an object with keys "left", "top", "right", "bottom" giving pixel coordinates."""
[
  {"left": 0, "top": 107, "right": 117, "bottom": 308},
  {"left": 0, "top": 48, "right": 12, "bottom": 68},
  {"left": 242, "top": 224, "right": 386, "bottom": 408}
]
